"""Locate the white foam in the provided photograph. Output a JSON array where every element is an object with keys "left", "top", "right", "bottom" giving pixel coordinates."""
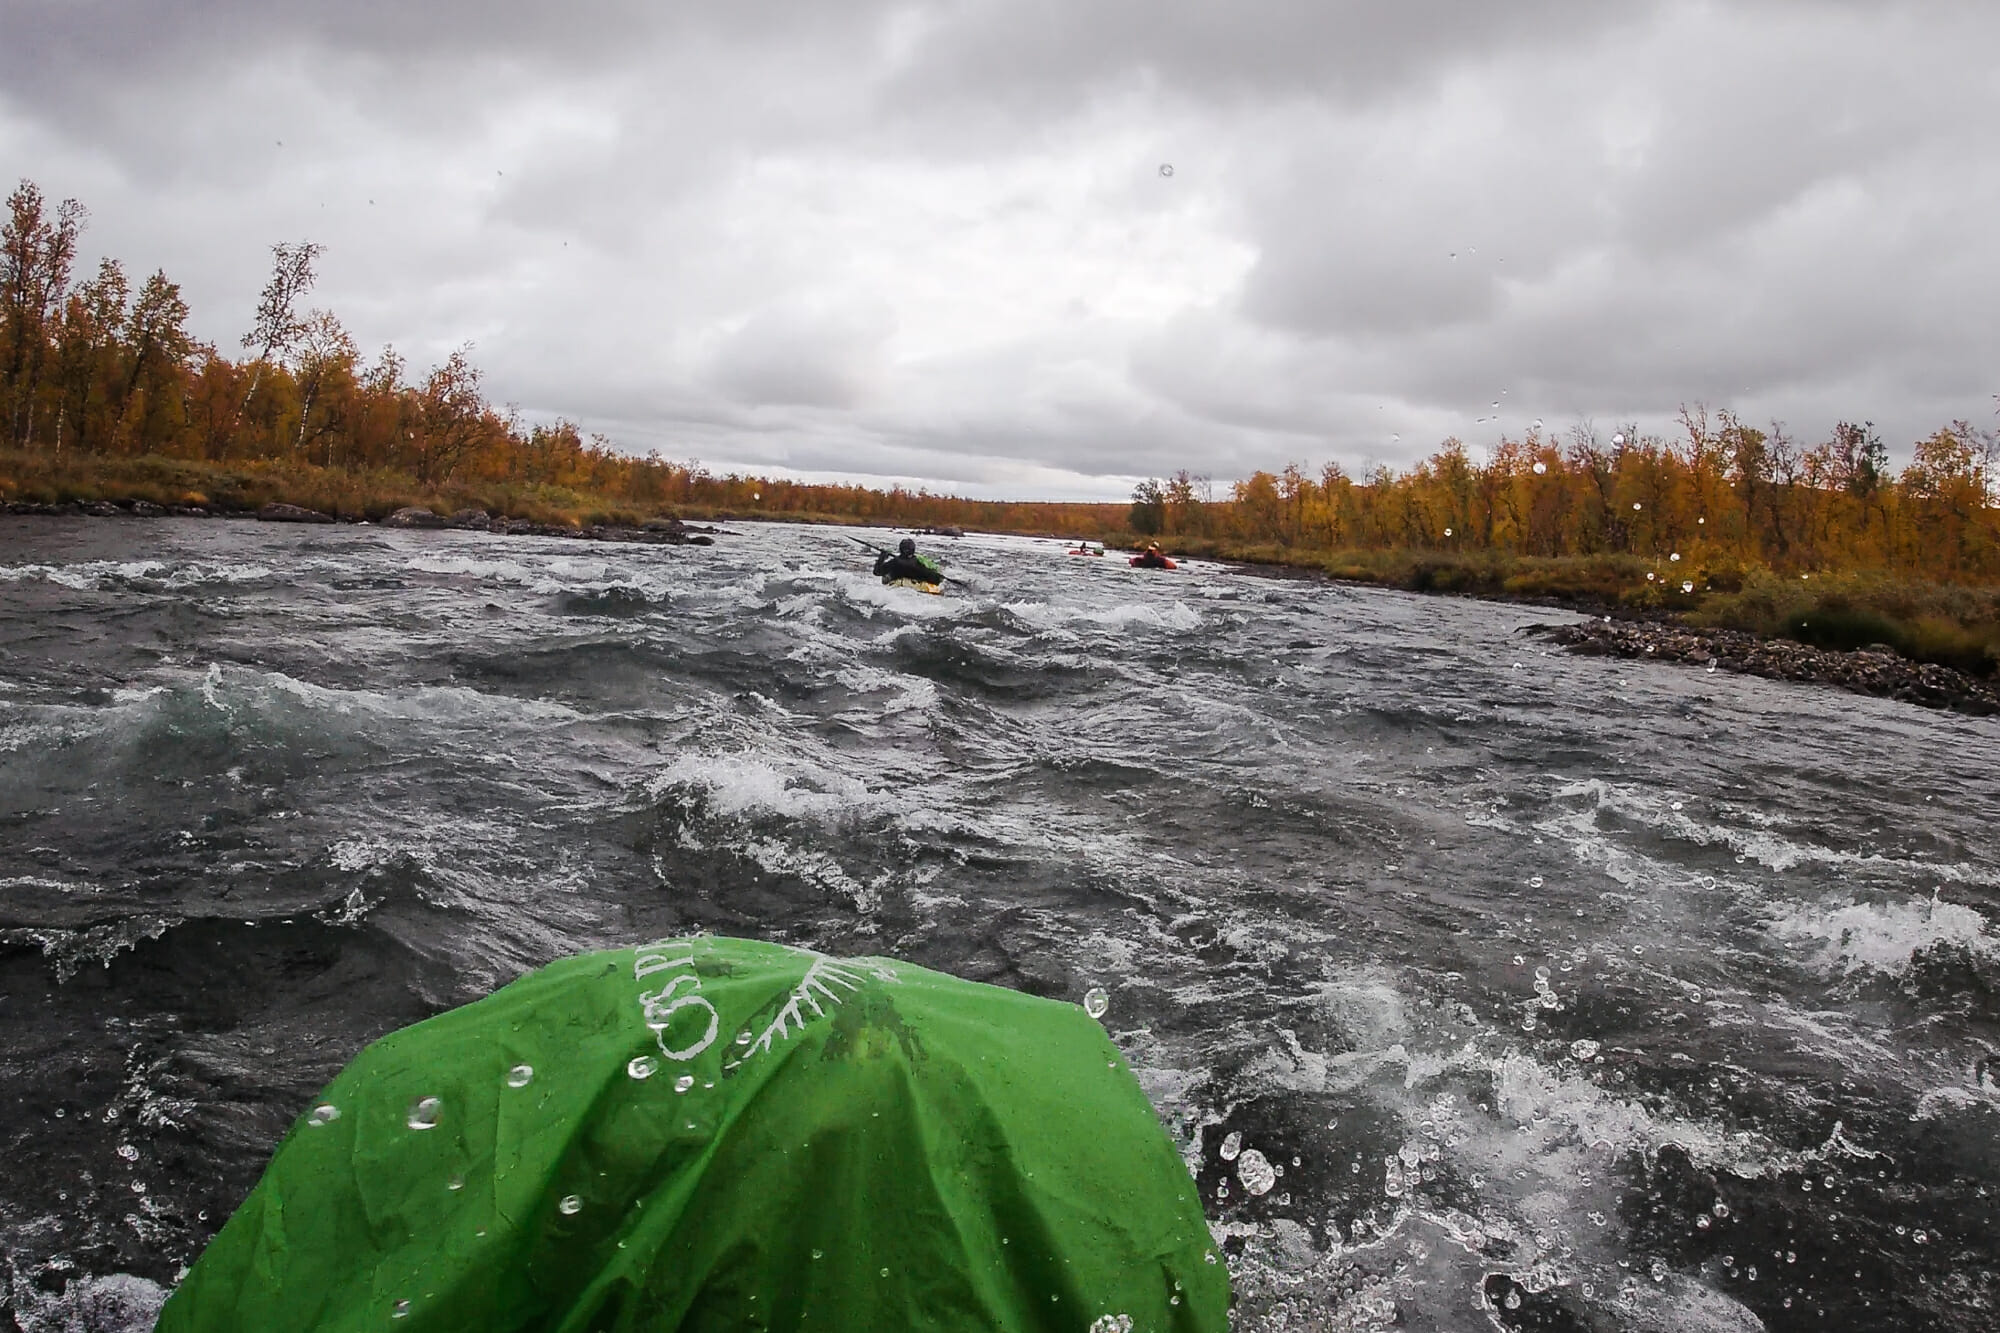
[
  {"left": 1001, "top": 599, "right": 1204, "bottom": 633},
  {"left": 1914, "top": 1083, "right": 2000, "bottom": 1120},
  {"left": 833, "top": 664, "right": 938, "bottom": 715},
  {"left": 741, "top": 838, "right": 881, "bottom": 914},
  {"left": 210, "top": 666, "right": 584, "bottom": 728},
  {"left": 835, "top": 571, "right": 964, "bottom": 619},
  {"left": 7, "top": 1271, "right": 168, "bottom": 1333},
  {"left": 649, "top": 751, "right": 885, "bottom": 822},
  {"left": 1551, "top": 778, "right": 1996, "bottom": 884},
  {"left": 0, "top": 558, "right": 274, "bottom": 590},
  {"left": 1768, "top": 891, "right": 1994, "bottom": 976}
]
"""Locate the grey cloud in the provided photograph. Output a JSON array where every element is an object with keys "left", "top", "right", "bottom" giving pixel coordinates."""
[
  {"left": 703, "top": 302, "right": 897, "bottom": 410},
  {"left": 4, "top": 0, "right": 1996, "bottom": 496}
]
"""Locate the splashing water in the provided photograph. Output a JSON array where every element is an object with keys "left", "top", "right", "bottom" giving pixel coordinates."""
[
  {"left": 2, "top": 519, "right": 1993, "bottom": 1333},
  {"left": 1236, "top": 1148, "right": 1277, "bottom": 1196}
]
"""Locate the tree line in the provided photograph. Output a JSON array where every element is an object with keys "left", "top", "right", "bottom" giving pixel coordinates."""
[
  {"left": 5, "top": 175, "right": 1994, "bottom": 576},
  {"left": 1132, "top": 415, "right": 1999, "bottom": 581},
  {"left": 0, "top": 178, "right": 1132, "bottom": 532}
]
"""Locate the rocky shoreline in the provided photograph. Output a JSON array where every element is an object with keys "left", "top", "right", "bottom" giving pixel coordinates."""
[
  {"left": 1, "top": 499, "right": 724, "bottom": 546},
  {"left": 1527, "top": 616, "right": 2000, "bottom": 716}
]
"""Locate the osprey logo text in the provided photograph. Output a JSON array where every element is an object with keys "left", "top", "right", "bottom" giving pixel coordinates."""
[{"left": 633, "top": 941, "right": 719, "bottom": 1061}]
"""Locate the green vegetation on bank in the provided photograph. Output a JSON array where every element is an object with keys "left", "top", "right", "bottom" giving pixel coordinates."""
[{"left": 1165, "top": 539, "right": 2000, "bottom": 677}]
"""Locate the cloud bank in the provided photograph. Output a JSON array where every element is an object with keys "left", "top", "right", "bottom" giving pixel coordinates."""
[{"left": 4, "top": 0, "right": 1995, "bottom": 499}]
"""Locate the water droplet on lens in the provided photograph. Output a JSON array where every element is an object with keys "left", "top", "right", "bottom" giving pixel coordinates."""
[
  {"left": 1682, "top": 581, "right": 1694, "bottom": 593},
  {"left": 735, "top": 1031, "right": 752, "bottom": 1046},
  {"left": 1505, "top": 1290, "right": 1522, "bottom": 1309},
  {"left": 558, "top": 1194, "right": 583, "bottom": 1215},
  {"left": 391, "top": 1298, "right": 411, "bottom": 1319},
  {"left": 880, "top": 1267, "right": 890, "bottom": 1278},
  {"left": 1697, "top": 1215, "right": 1711, "bottom": 1230},
  {"left": 1237, "top": 1149, "right": 1277, "bottom": 1196},
  {"left": 506, "top": 1064, "right": 534, "bottom": 1089},
  {"left": 1570, "top": 1039, "right": 1600, "bottom": 1060},
  {"left": 309, "top": 1103, "right": 340, "bottom": 1126},
  {"left": 447, "top": 1173, "right": 464, "bottom": 1191},
  {"left": 627, "top": 1056, "right": 659, "bottom": 1080},
  {"left": 674, "top": 1074, "right": 695, "bottom": 1094},
  {"left": 1529, "top": 875, "right": 1545, "bottom": 888},
  {"left": 406, "top": 1097, "right": 441, "bottom": 1131},
  {"left": 1083, "top": 987, "right": 1109, "bottom": 1019},
  {"left": 1220, "top": 1131, "right": 1242, "bottom": 1161},
  {"left": 117, "top": 1143, "right": 138, "bottom": 1161},
  {"left": 1205, "top": 1251, "right": 1218, "bottom": 1264}
]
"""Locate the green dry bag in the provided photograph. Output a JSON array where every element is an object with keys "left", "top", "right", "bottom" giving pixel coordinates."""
[{"left": 157, "top": 936, "right": 1228, "bottom": 1332}]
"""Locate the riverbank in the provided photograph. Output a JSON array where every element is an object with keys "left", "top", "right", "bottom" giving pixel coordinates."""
[
  {"left": 1524, "top": 616, "right": 2000, "bottom": 716},
  {"left": 1, "top": 496, "right": 726, "bottom": 546},
  {"left": 1201, "top": 546, "right": 2000, "bottom": 715}
]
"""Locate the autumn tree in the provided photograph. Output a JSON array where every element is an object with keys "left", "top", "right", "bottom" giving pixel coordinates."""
[
  {"left": 2, "top": 179, "right": 87, "bottom": 447},
  {"left": 51, "top": 256, "right": 128, "bottom": 457},
  {"left": 237, "top": 240, "right": 325, "bottom": 428},
  {"left": 1129, "top": 478, "right": 1166, "bottom": 535},
  {"left": 289, "top": 309, "right": 357, "bottom": 465},
  {"left": 412, "top": 344, "right": 488, "bottom": 484}
]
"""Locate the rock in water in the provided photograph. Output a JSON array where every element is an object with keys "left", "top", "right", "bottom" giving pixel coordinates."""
[
  {"left": 257, "top": 502, "right": 336, "bottom": 524},
  {"left": 383, "top": 506, "right": 445, "bottom": 529},
  {"left": 446, "top": 508, "right": 490, "bottom": 529}
]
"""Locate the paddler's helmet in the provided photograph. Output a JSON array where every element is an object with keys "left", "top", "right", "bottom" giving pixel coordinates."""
[
  {"left": 898, "top": 538, "right": 916, "bottom": 556},
  {"left": 1147, "top": 542, "right": 1161, "bottom": 552}
]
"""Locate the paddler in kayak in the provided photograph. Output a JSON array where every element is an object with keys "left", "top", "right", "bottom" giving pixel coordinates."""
[
  {"left": 874, "top": 537, "right": 945, "bottom": 587},
  {"left": 1130, "top": 542, "right": 1177, "bottom": 570}
]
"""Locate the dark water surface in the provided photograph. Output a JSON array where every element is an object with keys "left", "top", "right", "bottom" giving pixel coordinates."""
[{"left": 2, "top": 518, "right": 1996, "bottom": 1331}]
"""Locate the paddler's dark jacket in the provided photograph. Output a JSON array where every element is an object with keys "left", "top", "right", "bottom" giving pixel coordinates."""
[
  {"left": 1132, "top": 549, "right": 1173, "bottom": 568},
  {"left": 874, "top": 552, "right": 943, "bottom": 584}
]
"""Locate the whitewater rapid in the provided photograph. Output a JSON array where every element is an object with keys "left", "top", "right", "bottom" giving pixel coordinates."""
[{"left": 1, "top": 517, "right": 1995, "bottom": 1331}]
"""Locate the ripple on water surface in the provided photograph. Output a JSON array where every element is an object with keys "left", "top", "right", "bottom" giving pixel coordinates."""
[{"left": 0, "top": 519, "right": 1995, "bottom": 1330}]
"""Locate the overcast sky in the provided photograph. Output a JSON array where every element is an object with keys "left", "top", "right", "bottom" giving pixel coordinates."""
[{"left": 4, "top": 1, "right": 1996, "bottom": 500}]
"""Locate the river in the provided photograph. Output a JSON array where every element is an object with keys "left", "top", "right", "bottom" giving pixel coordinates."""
[{"left": 2, "top": 517, "right": 1995, "bottom": 1331}]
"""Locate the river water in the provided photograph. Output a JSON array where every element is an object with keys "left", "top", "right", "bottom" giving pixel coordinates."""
[{"left": 1, "top": 517, "right": 1995, "bottom": 1332}]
